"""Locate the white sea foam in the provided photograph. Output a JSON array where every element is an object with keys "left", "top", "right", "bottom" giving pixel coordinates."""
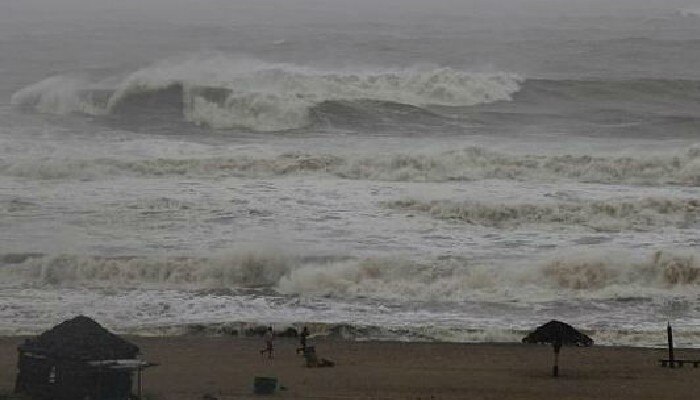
[
  {"left": 3, "top": 146, "right": 698, "bottom": 186},
  {"left": 384, "top": 197, "right": 700, "bottom": 232},
  {"left": 10, "top": 76, "right": 106, "bottom": 115},
  {"left": 336, "top": 147, "right": 700, "bottom": 185},
  {"left": 677, "top": 8, "right": 700, "bottom": 18},
  {"left": 11, "top": 55, "right": 522, "bottom": 131}
]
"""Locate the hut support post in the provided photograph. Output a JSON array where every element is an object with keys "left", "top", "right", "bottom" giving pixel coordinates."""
[
  {"left": 667, "top": 324, "right": 675, "bottom": 368},
  {"left": 137, "top": 367, "right": 142, "bottom": 400},
  {"left": 553, "top": 344, "right": 561, "bottom": 377},
  {"left": 14, "top": 349, "right": 23, "bottom": 393},
  {"left": 96, "top": 373, "right": 101, "bottom": 400}
]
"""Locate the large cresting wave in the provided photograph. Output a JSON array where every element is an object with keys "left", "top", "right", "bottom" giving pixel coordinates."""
[
  {"left": 10, "top": 55, "right": 522, "bottom": 131},
  {"left": 2, "top": 250, "right": 698, "bottom": 302}
]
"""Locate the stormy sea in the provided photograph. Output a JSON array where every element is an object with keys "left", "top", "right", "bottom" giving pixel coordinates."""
[{"left": 1, "top": 0, "right": 699, "bottom": 346}]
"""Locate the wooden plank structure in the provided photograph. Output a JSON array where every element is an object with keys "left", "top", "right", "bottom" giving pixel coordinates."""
[
  {"left": 659, "top": 359, "right": 700, "bottom": 368},
  {"left": 14, "top": 316, "right": 157, "bottom": 400},
  {"left": 658, "top": 324, "right": 700, "bottom": 369}
]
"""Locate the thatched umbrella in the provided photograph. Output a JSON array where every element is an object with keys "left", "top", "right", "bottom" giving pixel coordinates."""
[{"left": 522, "top": 320, "right": 593, "bottom": 377}]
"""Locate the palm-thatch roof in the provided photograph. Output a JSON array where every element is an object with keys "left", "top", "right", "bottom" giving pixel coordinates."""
[
  {"left": 522, "top": 320, "right": 593, "bottom": 347},
  {"left": 20, "top": 316, "right": 139, "bottom": 360}
]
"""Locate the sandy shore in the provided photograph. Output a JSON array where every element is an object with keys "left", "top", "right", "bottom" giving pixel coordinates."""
[{"left": 1, "top": 336, "right": 699, "bottom": 399}]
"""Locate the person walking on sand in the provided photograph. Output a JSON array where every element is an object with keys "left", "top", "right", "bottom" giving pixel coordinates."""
[
  {"left": 296, "top": 326, "right": 309, "bottom": 355},
  {"left": 260, "top": 326, "right": 274, "bottom": 359}
]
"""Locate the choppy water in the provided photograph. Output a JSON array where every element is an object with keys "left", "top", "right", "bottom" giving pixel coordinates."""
[{"left": 1, "top": 1, "right": 699, "bottom": 346}]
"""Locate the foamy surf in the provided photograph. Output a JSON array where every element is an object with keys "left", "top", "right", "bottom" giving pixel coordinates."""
[
  {"left": 2, "top": 250, "right": 697, "bottom": 302},
  {"left": 1, "top": 249, "right": 698, "bottom": 348},
  {"left": 2, "top": 316, "right": 699, "bottom": 349},
  {"left": 2, "top": 146, "right": 699, "bottom": 185},
  {"left": 383, "top": 197, "right": 700, "bottom": 232},
  {"left": 0, "top": 275, "right": 698, "bottom": 348}
]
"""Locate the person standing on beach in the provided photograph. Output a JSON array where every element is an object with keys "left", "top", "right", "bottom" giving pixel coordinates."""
[
  {"left": 297, "top": 326, "right": 310, "bottom": 354},
  {"left": 260, "top": 326, "right": 274, "bottom": 359}
]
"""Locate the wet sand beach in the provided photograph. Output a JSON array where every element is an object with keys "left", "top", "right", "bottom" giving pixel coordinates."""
[{"left": 1, "top": 336, "right": 699, "bottom": 399}]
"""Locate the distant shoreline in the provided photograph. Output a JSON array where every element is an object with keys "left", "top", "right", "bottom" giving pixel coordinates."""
[{"left": 1, "top": 320, "right": 698, "bottom": 349}]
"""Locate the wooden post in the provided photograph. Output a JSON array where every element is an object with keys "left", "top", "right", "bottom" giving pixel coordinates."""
[
  {"left": 14, "top": 349, "right": 23, "bottom": 393},
  {"left": 137, "top": 367, "right": 142, "bottom": 400},
  {"left": 552, "top": 326, "right": 563, "bottom": 377},
  {"left": 667, "top": 324, "right": 675, "bottom": 368},
  {"left": 96, "top": 372, "right": 101, "bottom": 400}
]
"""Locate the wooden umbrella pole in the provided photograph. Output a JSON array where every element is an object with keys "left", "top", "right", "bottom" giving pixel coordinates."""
[
  {"left": 553, "top": 344, "right": 561, "bottom": 377},
  {"left": 667, "top": 324, "right": 675, "bottom": 368}
]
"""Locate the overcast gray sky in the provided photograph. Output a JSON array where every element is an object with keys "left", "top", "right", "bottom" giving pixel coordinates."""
[{"left": 4, "top": 0, "right": 700, "bottom": 21}]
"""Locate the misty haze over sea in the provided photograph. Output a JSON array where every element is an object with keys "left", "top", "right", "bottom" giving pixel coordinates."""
[{"left": 1, "top": 0, "right": 699, "bottom": 345}]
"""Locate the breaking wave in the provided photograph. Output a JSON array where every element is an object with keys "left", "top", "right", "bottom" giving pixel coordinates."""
[
  {"left": 384, "top": 197, "right": 700, "bottom": 232},
  {"left": 3, "top": 146, "right": 699, "bottom": 186},
  {"left": 13, "top": 55, "right": 700, "bottom": 134},
  {"left": 10, "top": 55, "right": 522, "bottom": 131},
  {"left": 2, "top": 250, "right": 697, "bottom": 301},
  {"left": 0, "top": 250, "right": 293, "bottom": 288},
  {"left": 278, "top": 251, "right": 700, "bottom": 301},
  {"left": 541, "top": 251, "right": 700, "bottom": 290}
]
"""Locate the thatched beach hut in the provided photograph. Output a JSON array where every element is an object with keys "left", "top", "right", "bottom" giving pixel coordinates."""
[
  {"left": 522, "top": 320, "right": 593, "bottom": 377},
  {"left": 14, "top": 316, "right": 155, "bottom": 400}
]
